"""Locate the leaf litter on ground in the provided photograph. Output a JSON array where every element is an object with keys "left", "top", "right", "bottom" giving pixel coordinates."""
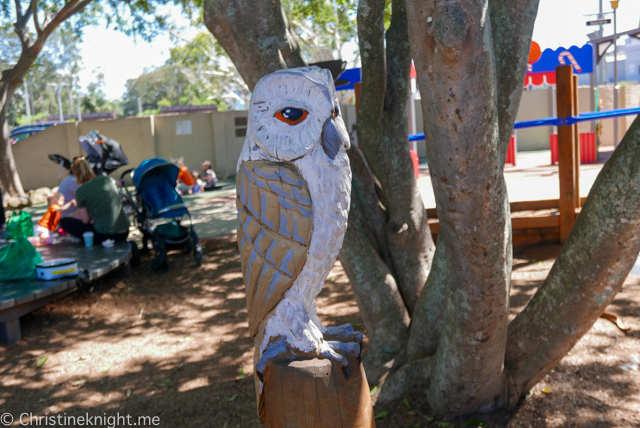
[
  {"left": 464, "top": 418, "right": 486, "bottom": 426},
  {"left": 374, "top": 411, "right": 388, "bottom": 420}
]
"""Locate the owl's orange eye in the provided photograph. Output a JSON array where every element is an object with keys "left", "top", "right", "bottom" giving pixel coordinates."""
[{"left": 275, "top": 107, "right": 308, "bottom": 125}]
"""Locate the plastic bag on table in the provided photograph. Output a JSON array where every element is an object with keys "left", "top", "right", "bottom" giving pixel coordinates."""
[
  {"left": 0, "top": 237, "right": 43, "bottom": 281},
  {"left": 6, "top": 211, "right": 34, "bottom": 239}
]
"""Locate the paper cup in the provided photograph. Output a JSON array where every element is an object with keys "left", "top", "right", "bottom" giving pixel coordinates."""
[{"left": 83, "top": 231, "right": 94, "bottom": 247}]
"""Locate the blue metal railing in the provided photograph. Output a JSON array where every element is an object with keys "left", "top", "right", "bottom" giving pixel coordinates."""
[
  {"left": 408, "top": 107, "right": 640, "bottom": 141},
  {"left": 514, "top": 117, "right": 564, "bottom": 129}
]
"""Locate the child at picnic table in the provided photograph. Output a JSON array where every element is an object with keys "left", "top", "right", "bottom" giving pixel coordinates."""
[
  {"left": 33, "top": 193, "right": 76, "bottom": 243},
  {"left": 191, "top": 171, "right": 203, "bottom": 194},
  {"left": 174, "top": 158, "right": 195, "bottom": 194},
  {"left": 201, "top": 160, "right": 218, "bottom": 191}
]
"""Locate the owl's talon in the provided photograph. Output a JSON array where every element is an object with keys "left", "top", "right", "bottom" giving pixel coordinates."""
[
  {"left": 320, "top": 340, "right": 361, "bottom": 379},
  {"left": 326, "top": 340, "right": 361, "bottom": 360},
  {"left": 324, "top": 323, "right": 363, "bottom": 344},
  {"left": 256, "top": 337, "right": 291, "bottom": 377}
]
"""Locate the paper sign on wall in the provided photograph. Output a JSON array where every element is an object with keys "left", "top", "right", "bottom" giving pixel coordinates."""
[{"left": 176, "top": 120, "right": 192, "bottom": 135}]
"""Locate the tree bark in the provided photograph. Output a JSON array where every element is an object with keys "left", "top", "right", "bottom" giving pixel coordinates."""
[
  {"left": 0, "top": 87, "right": 25, "bottom": 198},
  {"left": 357, "top": 0, "right": 435, "bottom": 315},
  {"left": 490, "top": 0, "right": 541, "bottom": 161},
  {"left": 401, "top": 0, "right": 512, "bottom": 415},
  {"left": 338, "top": 147, "right": 411, "bottom": 377},
  {"left": 505, "top": 113, "right": 640, "bottom": 401},
  {"left": 202, "top": 0, "right": 306, "bottom": 91}
]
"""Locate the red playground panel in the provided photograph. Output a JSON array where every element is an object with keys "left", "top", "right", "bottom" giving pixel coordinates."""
[
  {"left": 580, "top": 132, "right": 597, "bottom": 163},
  {"left": 550, "top": 134, "right": 559, "bottom": 164},
  {"left": 505, "top": 135, "right": 517, "bottom": 166},
  {"left": 550, "top": 132, "right": 597, "bottom": 164},
  {"left": 410, "top": 148, "right": 419, "bottom": 179}
]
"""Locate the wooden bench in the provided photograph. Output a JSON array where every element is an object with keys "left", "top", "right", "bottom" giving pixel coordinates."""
[
  {"left": 0, "top": 241, "right": 132, "bottom": 344},
  {"left": 426, "top": 197, "right": 588, "bottom": 250}
]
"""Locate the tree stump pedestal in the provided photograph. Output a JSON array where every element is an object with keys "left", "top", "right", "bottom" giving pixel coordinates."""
[{"left": 261, "top": 356, "right": 375, "bottom": 427}]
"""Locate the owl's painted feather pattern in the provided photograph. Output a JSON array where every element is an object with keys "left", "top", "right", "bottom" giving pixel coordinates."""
[{"left": 236, "top": 160, "right": 313, "bottom": 336}]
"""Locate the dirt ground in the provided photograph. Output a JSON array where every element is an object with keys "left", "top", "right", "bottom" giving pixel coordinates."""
[{"left": 1, "top": 241, "right": 639, "bottom": 428}]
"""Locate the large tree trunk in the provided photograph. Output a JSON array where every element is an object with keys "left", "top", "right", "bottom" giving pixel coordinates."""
[
  {"left": 0, "top": 79, "right": 26, "bottom": 197},
  {"left": 380, "top": 0, "right": 539, "bottom": 416},
  {"left": 401, "top": 0, "right": 512, "bottom": 415},
  {"left": 205, "top": 0, "right": 640, "bottom": 419}
]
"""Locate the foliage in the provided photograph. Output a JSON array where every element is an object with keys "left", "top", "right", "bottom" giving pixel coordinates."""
[
  {"left": 81, "top": 72, "right": 122, "bottom": 114},
  {"left": 282, "top": 0, "right": 357, "bottom": 61},
  {"left": 121, "top": 31, "right": 246, "bottom": 114},
  {"left": 1, "top": 0, "right": 194, "bottom": 42},
  {"left": 1, "top": 25, "right": 82, "bottom": 126},
  {"left": 0, "top": 0, "right": 200, "bottom": 197}
]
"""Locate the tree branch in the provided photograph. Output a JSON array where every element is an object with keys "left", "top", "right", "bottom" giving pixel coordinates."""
[
  {"left": 13, "top": 0, "right": 23, "bottom": 19},
  {"left": 292, "top": 21, "right": 319, "bottom": 47},
  {"left": 203, "top": 0, "right": 305, "bottom": 91},
  {"left": 505, "top": 113, "right": 640, "bottom": 402},
  {"left": 31, "top": 0, "right": 42, "bottom": 37},
  {"left": 490, "top": 0, "right": 540, "bottom": 163},
  {"left": 67, "top": 0, "right": 94, "bottom": 18},
  {"left": 377, "top": 0, "right": 433, "bottom": 313}
]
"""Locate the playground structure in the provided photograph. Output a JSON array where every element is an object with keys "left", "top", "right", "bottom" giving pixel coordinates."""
[
  {"left": 419, "top": 65, "right": 640, "bottom": 247},
  {"left": 385, "top": 37, "right": 640, "bottom": 248}
]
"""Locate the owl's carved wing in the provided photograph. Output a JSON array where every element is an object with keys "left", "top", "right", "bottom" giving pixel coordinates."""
[{"left": 237, "top": 160, "right": 313, "bottom": 337}]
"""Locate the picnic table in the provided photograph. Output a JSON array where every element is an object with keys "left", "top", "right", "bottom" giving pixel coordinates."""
[{"left": 0, "top": 241, "right": 132, "bottom": 344}]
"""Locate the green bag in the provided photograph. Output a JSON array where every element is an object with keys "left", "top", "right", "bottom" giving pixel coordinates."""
[
  {"left": 0, "top": 237, "right": 43, "bottom": 281},
  {"left": 6, "top": 210, "right": 34, "bottom": 239}
]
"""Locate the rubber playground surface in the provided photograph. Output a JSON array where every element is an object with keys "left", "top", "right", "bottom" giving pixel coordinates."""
[{"left": 185, "top": 148, "right": 613, "bottom": 239}]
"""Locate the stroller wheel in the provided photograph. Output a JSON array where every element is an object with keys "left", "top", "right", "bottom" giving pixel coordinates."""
[
  {"left": 192, "top": 233, "right": 203, "bottom": 266},
  {"left": 151, "top": 258, "right": 169, "bottom": 274},
  {"left": 129, "top": 241, "right": 140, "bottom": 267},
  {"left": 194, "top": 248, "right": 203, "bottom": 266},
  {"left": 182, "top": 238, "right": 192, "bottom": 255}
]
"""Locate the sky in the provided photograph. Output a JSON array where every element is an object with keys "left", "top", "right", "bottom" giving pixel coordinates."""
[{"left": 77, "top": 0, "right": 640, "bottom": 100}]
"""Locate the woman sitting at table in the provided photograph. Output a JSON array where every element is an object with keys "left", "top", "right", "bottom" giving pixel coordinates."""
[{"left": 59, "top": 158, "right": 130, "bottom": 245}]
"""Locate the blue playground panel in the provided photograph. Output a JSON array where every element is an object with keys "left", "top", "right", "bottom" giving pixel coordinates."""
[{"left": 408, "top": 107, "right": 640, "bottom": 141}]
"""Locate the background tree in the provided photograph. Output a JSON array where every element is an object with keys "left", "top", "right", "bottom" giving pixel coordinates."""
[
  {"left": 2, "top": 27, "right": 83, "bottom": 125},
  {"left": 0, "top": 0, "right": 192, "bottom": 198},
  {"left": 204, "top": 0, "right": 640, "bottom": 418},
  {"left": 81, "top": 71, "right": 121, "bottom": 114},
  {"left": 121, "top": 31, "right": 248, "bottom": 114},
  {"left": 282, "top": 0, "right": 358, "bottom": 62}
]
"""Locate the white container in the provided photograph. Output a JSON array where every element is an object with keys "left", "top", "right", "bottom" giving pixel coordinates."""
[{"left": 36, "top": 258, "right": 78, "bottom": 280}]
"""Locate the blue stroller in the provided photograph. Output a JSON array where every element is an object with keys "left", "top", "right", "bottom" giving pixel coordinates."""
[{"left": 122, "top": 158, "right": 203, "bottom": 273}]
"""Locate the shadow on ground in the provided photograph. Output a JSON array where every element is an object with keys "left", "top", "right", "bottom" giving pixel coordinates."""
[{"left": 1, "top": 243, "right": 639, "bottom": 427}]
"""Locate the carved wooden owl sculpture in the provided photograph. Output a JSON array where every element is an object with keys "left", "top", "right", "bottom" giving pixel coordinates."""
[{"left": 236, "top": 67, "right": 360, "bottom": 403}]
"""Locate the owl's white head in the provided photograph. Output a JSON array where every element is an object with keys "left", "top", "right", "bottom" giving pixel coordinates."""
[{"left": 247, "top": 66, "right": 350, "bottom": 162}]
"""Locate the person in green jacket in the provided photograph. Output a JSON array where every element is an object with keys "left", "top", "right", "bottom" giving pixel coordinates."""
[{"left": 59, "top": 158, "right": 129, "bottom": 245}]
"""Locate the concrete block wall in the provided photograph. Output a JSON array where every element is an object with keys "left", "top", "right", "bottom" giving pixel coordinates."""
[
  {"left": 13, "top": 83, "right": 640, "bottom": 191},
  {"left": 13, "top": 110, "right": 249, "bottom": 191}
]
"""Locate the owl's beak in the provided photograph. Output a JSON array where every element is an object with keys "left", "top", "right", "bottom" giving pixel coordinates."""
[{"left": 321, "top": 118, "right": 350, "bottom": 160}]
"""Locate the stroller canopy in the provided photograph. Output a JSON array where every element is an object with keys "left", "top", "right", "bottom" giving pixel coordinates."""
[
  {"left": 79, "top": 131, "right": 129, "bottom": 174},
  {"left": 132, "top": 158, "right": 187, "bottom": 219}
]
